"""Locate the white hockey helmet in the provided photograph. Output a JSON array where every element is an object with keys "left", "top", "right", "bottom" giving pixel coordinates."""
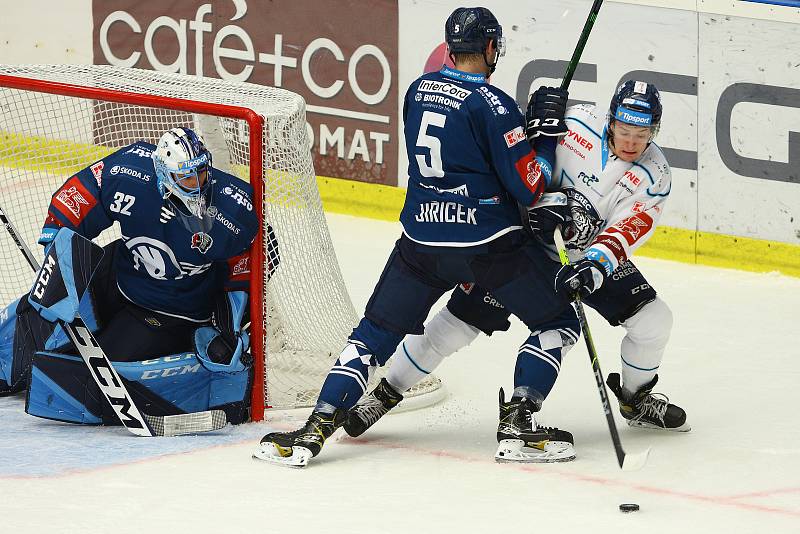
[{"left": 152, "top": 127, "right": 213, "bottom": 218}]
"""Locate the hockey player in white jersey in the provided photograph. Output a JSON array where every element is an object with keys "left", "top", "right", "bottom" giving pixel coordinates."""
[{"left": 345, "top": 81, "right": 690, "bottom": 461}]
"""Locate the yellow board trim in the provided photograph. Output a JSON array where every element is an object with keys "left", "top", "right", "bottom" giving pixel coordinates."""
[
  {"left": 2, "top": 127, "right": 796, "bottom": 279},
  {"left": 317, "top": 175, "right": 800, "bottom": 278}
]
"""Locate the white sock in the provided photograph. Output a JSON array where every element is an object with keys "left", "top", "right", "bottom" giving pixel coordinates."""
[
  {"left": 386, "top": 307, "right": 479, "bottom": 392},
  {"left": 619, "top": 297, "right": 673, "bottom": 395}
]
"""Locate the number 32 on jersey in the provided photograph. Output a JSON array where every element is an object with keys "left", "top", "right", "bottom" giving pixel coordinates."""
[{"left": 110, "top": 192, "right": 135, "bottom": 215}]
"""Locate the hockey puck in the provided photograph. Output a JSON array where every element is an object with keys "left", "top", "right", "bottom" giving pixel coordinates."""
[{"left": 619, "top": 503, "right": 640, "bottom": 513}]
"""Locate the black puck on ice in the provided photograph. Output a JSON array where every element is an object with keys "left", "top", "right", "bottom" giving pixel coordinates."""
[{"left": 619, "top": 503, "right": 640, "bottom": 513}]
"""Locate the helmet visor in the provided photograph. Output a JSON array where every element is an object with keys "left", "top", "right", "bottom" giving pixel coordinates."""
[{"left": 495, "top": 35, "right": 506, "bottom": 57}]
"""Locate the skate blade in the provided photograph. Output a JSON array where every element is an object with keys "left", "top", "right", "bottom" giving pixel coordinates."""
[
  {"left": 252, "top": 442, "right": 313, "bottom": 468},
  {"left": 626, "top": 419, "right": 692, "bottom": 433},
  {"left": 495, "top": 439, "right": 576, "bottom": 463}
]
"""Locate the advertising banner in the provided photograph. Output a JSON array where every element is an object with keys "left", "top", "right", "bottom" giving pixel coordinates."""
[{"left": 93, "top": 0, "right": 399, "bottom": 185}]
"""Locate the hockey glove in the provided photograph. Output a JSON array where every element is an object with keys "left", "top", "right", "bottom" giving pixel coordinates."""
[
  {"left": 525, "top": 86, "right": 569, "bottom": 142},
  {"left": 526, "top": 192, "right": 572, "bottom": 242},
  {"left": 555, "top": 259, "right": 606, "bottom": 299},
  {"left": 195, "top": 291, "right": 250, "bottom": 372}
]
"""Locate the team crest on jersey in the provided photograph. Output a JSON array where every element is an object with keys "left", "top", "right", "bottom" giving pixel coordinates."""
[
  {"left": 514, "top": 153, "right": 542, "bottom": 194},
  {"left": 563, "top": 189, "right": 604, "bottom": 250},
  {"left": 231, "top": 255, "right": 250, "bottom": 276},
  {"left": 609, "top": 213, "right": 654, "bottom": 244},
  {"left": 191, "top": 232, "right": 213, "bottom": 253},
  {"left": 54, "top": 177, "right": 96, "bottom": 225}
]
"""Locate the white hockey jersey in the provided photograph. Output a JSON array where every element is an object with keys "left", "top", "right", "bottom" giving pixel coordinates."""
[{"left": 551, "top": 104, "right": 671, "bottom": 274}]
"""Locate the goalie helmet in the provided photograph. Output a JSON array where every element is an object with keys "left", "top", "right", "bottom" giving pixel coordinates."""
[
  {"left": 444, "top": 7, "right": 505, "bottom": 70},
  {"left": 609, "top": 80, "right": 663, "bottom": 130},
  {"left": 152, "top": 127, "right": 213, "bottom": 218}
]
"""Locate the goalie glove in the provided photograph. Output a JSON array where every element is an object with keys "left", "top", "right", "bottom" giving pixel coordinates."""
[
  {"left": 526, "top": 86, "right": 569, "bottom": 141},
  {"left": 555, "top": 259, "right": 606, "bottom": 300},
  {"left": 194, "top": 291, "right": 250, "bottom": 372}
]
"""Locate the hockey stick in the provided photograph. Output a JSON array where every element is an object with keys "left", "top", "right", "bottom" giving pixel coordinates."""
[
  {"left": 553, "top": 227, "right": 650, "bottom": 471},
  {"left": 0, "top": 204, "right": 226, "bottom": 437},
  {"left": 560, "top": 0, "right": 604, "bottom": 90}
]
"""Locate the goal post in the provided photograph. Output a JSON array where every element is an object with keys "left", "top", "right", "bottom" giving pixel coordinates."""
[{"left": 0, "top": 65, "right": 443, "bottom": 421}]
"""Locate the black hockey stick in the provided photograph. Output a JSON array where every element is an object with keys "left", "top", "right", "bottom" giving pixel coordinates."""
[
  {"left": 0, "top": 204, "right": 226, "bottom": 437},
  {"left": 560, "top": 0, "right": 605, "bottom": 90},
  {"left": 554, "top": 227, "right": 649, "bottom": 470}
]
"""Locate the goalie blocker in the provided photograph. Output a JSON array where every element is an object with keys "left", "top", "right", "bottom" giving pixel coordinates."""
[{"left": 0, "top": 228, "right": 252, "bottom": 426}]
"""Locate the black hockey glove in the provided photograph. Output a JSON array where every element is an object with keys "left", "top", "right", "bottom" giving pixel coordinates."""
[
  {"left": 525, "top": 86, "right": 569, "bottom": 142},
  {"left": 555, "top": 259, "right": 606, "bottom": 299},
  {"left": 526, "top": 192, "right": 572, "bottom": 243}
]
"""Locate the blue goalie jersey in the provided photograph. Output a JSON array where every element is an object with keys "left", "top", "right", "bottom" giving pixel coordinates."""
[
  {"left": 38, "top": 142, "right": 259, "bottom": 321},
  {"left": 399, "top": 67, "right": 553, "bottom": 247}
]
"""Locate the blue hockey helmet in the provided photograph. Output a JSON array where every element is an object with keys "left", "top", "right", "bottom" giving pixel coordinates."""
[
  {"left": 152, "top": 127, "right": 213, "bottom": 218},
  {"left": 445, "top": 7, "right": 506, "bottom": 61},
  {"left": 609, "top": 80, "right": 663, "bottom": 129}
]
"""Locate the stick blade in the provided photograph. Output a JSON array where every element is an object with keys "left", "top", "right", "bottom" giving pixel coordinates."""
[
  {"left": 143, "top": 410, "right": 227, "bottom": 437},
  {"left": 621, "top": 446, "right": 651, "bottom": 471}
]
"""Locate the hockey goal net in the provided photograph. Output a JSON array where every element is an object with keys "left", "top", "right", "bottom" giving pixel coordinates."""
[{"left": 0, "top": 65, "right": 443, "bottom": 420}]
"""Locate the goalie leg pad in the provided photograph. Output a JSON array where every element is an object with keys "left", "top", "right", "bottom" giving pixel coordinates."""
[
  {"left": 26, "top": 351, "right": 104, "bottom": 424},
  {"left": 25, "top": 350, "right": 251, "bottom": 425},
  {"left": 0, "top": 299, "right": 20, "bottom": 394},
  {"left": 27, "top": 227, "right": 104, "bottom": 324}
]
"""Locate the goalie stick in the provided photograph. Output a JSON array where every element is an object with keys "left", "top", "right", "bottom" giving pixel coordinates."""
[
  {"left": 0, "top": 204, "right": 227, "bottom": 437},
  {"left": 554, "top": 227, "right": 650, "bottom": 471}
]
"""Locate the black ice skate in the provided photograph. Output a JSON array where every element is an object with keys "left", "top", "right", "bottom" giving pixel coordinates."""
[
  {"left": 494, "top": 388, "right": 575, "bottom": 463},
  {"left": 253, "top": 410, "right": 346, "bottom": 468},
  {"left": 606, "top": 373, "right": 690, "bottom": 432},
  {"left": 344, "top": 378, "right": 404, "bottom": 437}
]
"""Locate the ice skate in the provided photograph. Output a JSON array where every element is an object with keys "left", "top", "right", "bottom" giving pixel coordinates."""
[
  {"left": 253, "top": 410, "right": 346, "bottom": 468},
  {"left": 494, "top": 388, "right": 575, "bottom": 463},
  {"left": 344, "top": 378, "right": 404, "bottom": 437},
  {"left": 607, "top": 373, "right": 690, "bottom": 432}
]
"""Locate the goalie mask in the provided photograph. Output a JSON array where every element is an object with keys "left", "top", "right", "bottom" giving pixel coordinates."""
[{"left": 153, "top": 127, "right": 214, "bottom": 225}]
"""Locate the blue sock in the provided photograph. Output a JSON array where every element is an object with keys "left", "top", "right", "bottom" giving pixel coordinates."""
[{"left": 317, "top": 340, "right": 375, "bottom": 411}]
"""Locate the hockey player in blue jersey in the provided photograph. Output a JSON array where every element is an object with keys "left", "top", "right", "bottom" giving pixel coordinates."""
[
  {"left": 0, "top": 127, "right": 262, "bottom": 426},
  {"left": 343, "top": 81, "right": 691, "bottom": 462},
  {"left": 255, "top": 6, "right": 577, "bottom": 467}
]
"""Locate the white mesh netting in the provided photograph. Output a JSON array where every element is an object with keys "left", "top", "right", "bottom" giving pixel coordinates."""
[{"left": 0, "top": 65, "right": 442, "bottom": 416}]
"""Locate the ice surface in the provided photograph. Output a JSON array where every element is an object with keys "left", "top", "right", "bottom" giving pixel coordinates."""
[{"left": 1, "top": 213, "right": 799, "bottom": 533}]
